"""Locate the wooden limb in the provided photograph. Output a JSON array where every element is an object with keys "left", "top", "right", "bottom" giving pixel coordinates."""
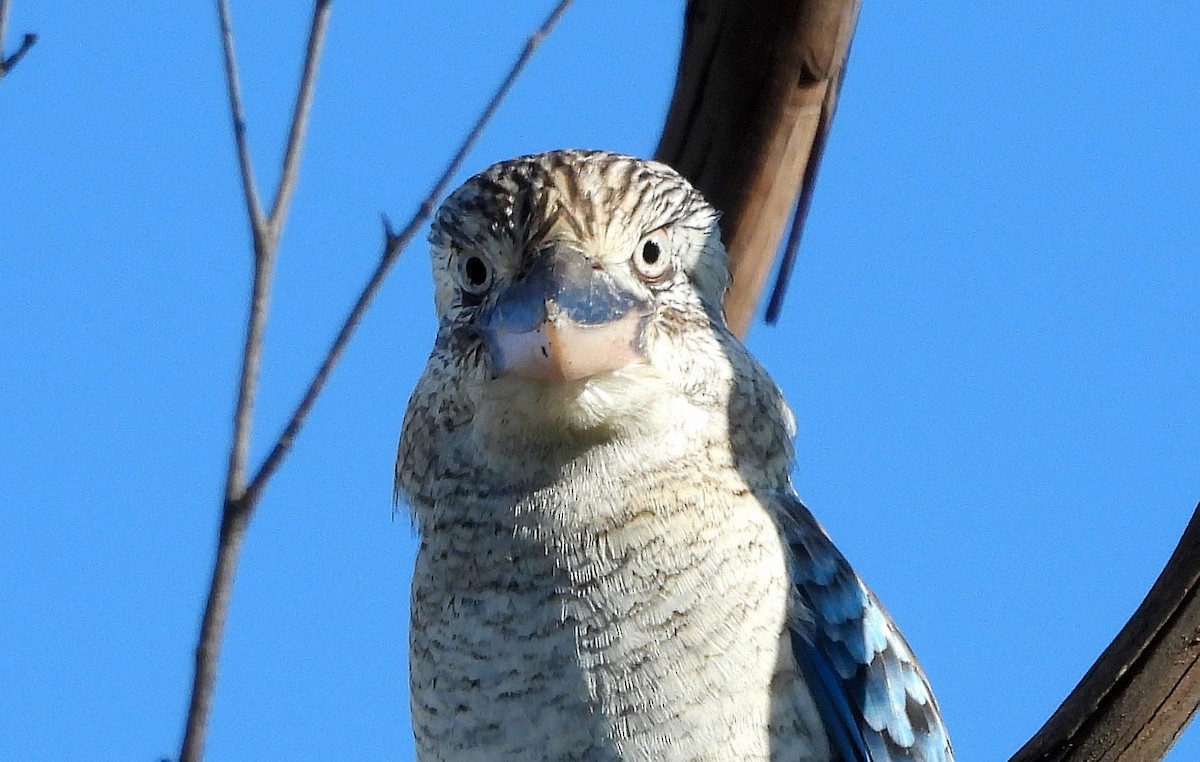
[
  {"left": 654, "top": 0, "right": 861, "bottom": 338},
  {"left": 1010, "top": 502, "right": 1200, "bottom": 762}
]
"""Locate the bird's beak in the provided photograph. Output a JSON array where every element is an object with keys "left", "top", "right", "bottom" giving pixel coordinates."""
[{"left": 480, "top": 248, "right": 651, "bottom": 382}]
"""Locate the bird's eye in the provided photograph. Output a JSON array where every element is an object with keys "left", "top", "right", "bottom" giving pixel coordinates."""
[
  {"left": 457, "top": 253, "right": 494, "bottom": 295},
  {"left": 632, "top": 230, "right": 674, "bottom": 283}
]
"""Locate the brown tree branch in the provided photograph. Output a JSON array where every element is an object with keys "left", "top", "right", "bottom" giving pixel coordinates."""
[
  {"left": 179, "top": 2, "right": 575, "bottom": 759},
  {"left": 1010, "top": 502, "right": 1200, "bottom": 762},
  {"left": 658, "top": 2, "right": 1200, "bottom": 759},
  {"left": 0, "top": 0, "right": 37, "bottom": 80},
  {"left": 655, "top": 0, "right": 861, "bottom": 338}
]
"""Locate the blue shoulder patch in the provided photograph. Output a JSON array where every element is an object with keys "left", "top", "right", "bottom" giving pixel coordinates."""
[{"left": 777, "top": 493, "right": 955, "bottom": 762}]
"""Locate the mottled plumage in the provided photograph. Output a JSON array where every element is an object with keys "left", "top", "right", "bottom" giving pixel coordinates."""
[{"left": 396, "top": 150, "right": 953, "bottom": 761}]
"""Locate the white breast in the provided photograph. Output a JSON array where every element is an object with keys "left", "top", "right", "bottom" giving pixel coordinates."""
[{"left": 409, "top": 450, "right": 829, "bottom": 761}]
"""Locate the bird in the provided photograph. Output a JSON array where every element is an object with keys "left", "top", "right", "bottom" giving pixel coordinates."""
[{"left": 395, "top": 149, "right": 954, "bottom": 761}]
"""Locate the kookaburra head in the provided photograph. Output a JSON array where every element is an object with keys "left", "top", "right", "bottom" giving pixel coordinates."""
[
  {"left": 398, "top": 149, "right": 795, "bottom": 508},
  {"left": 403, "top": 148, "right": 792, "bottom": 475}
]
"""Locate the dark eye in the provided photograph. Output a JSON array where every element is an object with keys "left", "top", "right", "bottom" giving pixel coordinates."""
[
  {"left": 632, "top": 231, "right": 673, "bottom": 282},
  {"left": 457, "top": 253, "right": 493, "bottom": 295},
  {"left": 641, "top": 241, "right": 661, "bottom": 265}
]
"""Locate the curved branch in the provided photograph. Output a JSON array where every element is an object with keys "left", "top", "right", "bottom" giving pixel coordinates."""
[
  {"left": 654, "top": 0, "right": 861, "bottom": 337},
  {"left": 1010, "top": 502, "right": 1200, "bottom": 762}
]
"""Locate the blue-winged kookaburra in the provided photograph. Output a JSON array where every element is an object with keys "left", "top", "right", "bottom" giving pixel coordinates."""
[{"left": 396, "top": 150, "right": 954, "bottom": 761}]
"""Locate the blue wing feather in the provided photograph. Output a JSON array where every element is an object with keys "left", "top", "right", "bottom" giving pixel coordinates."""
[
  {"left": 777, "top": 493, "right": 955, "bottom": 762},
  {"left": 793, "top": 630, "right": 875, "bottom": 762}
]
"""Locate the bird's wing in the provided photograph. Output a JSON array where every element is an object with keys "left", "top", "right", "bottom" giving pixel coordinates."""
[{"left": 775, "top": 493, "right": 955, "bottom": 762}]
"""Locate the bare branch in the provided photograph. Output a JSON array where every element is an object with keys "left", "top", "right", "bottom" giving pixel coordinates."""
[
  {"left": 179, "top": 2, "right": 334, "bottom": 760},
  {"left": 268, "top": 0, "right": 333, "bottom": 237},
  {"left": 241, "top": 0, "right": 576, "bottom": 507},
  {"left": 177, "top": 505, "right": 249, "bottom": 762},
  {"left": 179, "top": 2, "right": 575, "bottom": 759},
  {"left": 655, "top": 0, "right": 861, "bottom": 337},
  {"left": 1010, "top": 502, "right": 1200, "bottom": 762},
  {"left": 215, "top": 0, "right": 267, "bottom": 242},
  {"left": 0, "top": 0, "right": 38, "bottom": 80}
]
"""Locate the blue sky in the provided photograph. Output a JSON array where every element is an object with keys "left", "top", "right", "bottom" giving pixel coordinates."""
[{"left": 2, "top": 2, "right": 1198, "bottom": 760}]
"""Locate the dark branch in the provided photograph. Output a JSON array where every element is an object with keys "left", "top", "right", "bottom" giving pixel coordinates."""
[
  {"left": 0, "top": 0, "right": 38, "bottom": 80},
  {"left": 1010, "top": 502, "right": 1200, "bottom": 762},
  {"left": 660, "top": 2, "right": 1200, "bottom": 758},
  {"left": 0, "top": 32, "right": 35, "bottom": 76}
]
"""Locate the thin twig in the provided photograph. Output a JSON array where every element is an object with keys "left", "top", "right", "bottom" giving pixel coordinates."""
[
  {"left": 0, "top": 32, "right": 33, "bottom": 76},
  {"left": 241, "top": 0, "right": 576, "bottom": 506},
  {"left": 215, "top": 0, "right": 266, "bottom": 243},
  {"left": 268, "top": 0, "right": 332, "bottom": 236},
  {"left": 179, "top": 3, "right": 333, "bottom": 760},
  {"left": 0, "top": 0, "right": 38, "bottom": 80}
]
